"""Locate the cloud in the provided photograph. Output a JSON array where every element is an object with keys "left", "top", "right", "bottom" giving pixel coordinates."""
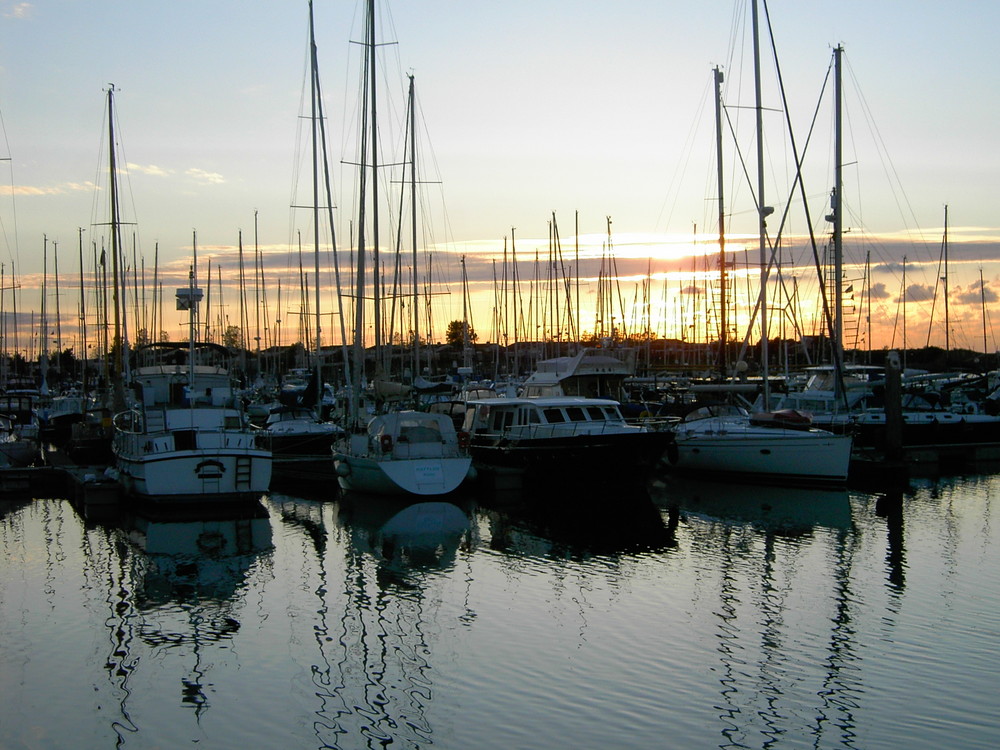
[
  {"left": 905, "top": 284, "right": 936, "bottom": 302},
  {"left": 128, "top": 163, "right": 172, "bottom": 177},
  {"left": 955, "top": 280, "right": 998, "bottom": 305},
  {"left": 3, "top": 3, "right": 31, "bottom": 20},
  {"left": 186, "top": 168, "right": 225, "bottom": 185},
  {"left": 0, "top": 181, "right": 94, "bottom": 196},
  {"left": 870, "top": 282, "right": 891, "bottom": 300}
]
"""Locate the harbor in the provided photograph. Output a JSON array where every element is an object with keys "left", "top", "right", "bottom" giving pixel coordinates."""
[
  {"left": 2, "top": 1, "right": 1000, "bottom": 748},
  {"left": 2, "top": 468, "right": 998, "bottom": 749}
]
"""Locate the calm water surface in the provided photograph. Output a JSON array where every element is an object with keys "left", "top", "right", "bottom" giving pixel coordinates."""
[{"left": 1, "top": 471, "right": 998, "bottom": 749}]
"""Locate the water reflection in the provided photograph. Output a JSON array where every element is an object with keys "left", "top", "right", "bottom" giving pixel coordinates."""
[
  {"left": 340, "top": 492, "right": 473, "bottom": 581},
  {"left": 272, "top": 491, "right": 476, "bottom": 749},
  {"left": 648, "top": 476, "right": 864, "bottom": 748},
  {"left": 876, "top": 488, "right": 907, "bottom": 592},
  {"left": 476, "top": 483, "right": 677, "bottom": 558},
  {"left": 652, "top": 474, "right": 853, "bottom": 533},
  {"left": 97, "top": 501, "right": 273, "bottom": 736}
]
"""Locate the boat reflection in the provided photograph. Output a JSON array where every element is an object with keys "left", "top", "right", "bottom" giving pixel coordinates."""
[
  {"left": 99, "top": 501, "right": 273, "bottom": 728},
  {"left": 648, "top": 474, "right": 863, "bottom": 746},
  {"left": 339, "top": 492, "right": 473, "bottom": 579},
  {"left": 650, "top": 473, "right": 853, "bottom": 534},
  {"left": 272, "top": 490, "right": 475, "bottom": 748},
  {"left": 475, "top": 482, "right": 678, "bottom": 558}
]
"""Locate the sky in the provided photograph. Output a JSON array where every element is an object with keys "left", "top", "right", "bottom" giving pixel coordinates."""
[{"left": 2, "top": 0, "right": 1000, "bottom": 363}]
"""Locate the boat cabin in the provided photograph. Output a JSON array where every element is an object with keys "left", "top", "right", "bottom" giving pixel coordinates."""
[
  {"left": 463, "top": 396, "right": 634, "bottom": 440},
  {"left": 520, "top": 349, "right": 633, "bottom": 399}
]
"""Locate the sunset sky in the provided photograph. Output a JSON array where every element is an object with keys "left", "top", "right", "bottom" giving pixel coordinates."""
[{"left": 2, "top": 0, "right": 999, "bottom": 361}]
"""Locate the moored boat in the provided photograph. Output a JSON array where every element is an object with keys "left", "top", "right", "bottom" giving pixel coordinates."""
[
  {"left": 332, "top": 410, "right": 475, "bottom": 497},
  {"left": 665, "top": 405, "right": 852, "bottom": 486},
  {"left": 112, "top": 343, "right": 272, "bottom": 502},
  {"left": 258, "top": 404, "right": 343, "bottom": 484},
  {"left": 462, "top": 395, "right": 673, "bottom": 488}
]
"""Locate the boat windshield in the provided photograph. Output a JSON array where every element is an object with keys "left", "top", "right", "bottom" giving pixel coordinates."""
[{"left": 398, "top": 419, "right": 443, "bottom": 443}]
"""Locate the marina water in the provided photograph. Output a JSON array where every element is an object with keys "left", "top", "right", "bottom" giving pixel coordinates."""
[{"left": 2, "top": 471, "right": 998, "bottom": 749}]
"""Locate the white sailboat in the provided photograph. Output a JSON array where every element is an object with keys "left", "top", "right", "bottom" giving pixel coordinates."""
[
  {"left": 331, "top": 0, "right": 473, "bottom": 497},
  {"left": 668, "top": 9, "right": 852, "bottom": 486}
]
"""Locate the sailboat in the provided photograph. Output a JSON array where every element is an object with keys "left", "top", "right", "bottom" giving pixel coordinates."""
[
  {"left": 261, "top": 2, "right": 346, "bottom": 486},
  {"left": 331, "top": 0, "right": 473, "bottom": 496},
  {"left": 667, "top": 10, "right": 852, "bottom": 486}
]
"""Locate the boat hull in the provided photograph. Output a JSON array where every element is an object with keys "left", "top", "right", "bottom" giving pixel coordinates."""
[
  {"left": 469, "top": 430, "right": 673, "bottom": 486},
  {"left": 334, "top": 453, "right": 473, "bottom": 496},
  {"left": 114, "top": 445, "right": 272, "bottom": 502},
  {"left": 668, "top": 428, "right": 852, "bottom": 486}
]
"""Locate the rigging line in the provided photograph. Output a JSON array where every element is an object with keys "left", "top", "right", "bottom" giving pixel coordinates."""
[
  {"left": 0, "top": 110, "right": 19, "bottom": 269},
  {"left": 844, "top": 57, "right": 927, "bottom": 247}
]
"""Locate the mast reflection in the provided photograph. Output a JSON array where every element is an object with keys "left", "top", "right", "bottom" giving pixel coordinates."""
[{"left": 650, "top": 476, "right": 863, "bottom": 747}]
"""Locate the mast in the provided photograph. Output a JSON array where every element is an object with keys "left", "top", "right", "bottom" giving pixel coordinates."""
[
  {"left": 238, "top": 230, "right": 247, "bottom": 373},
  {"left": 943, "top": 204, "right": 950, "bottom": 356},
  {"left": 832, "top": 44, "right": 845, "bottom": 388},
  {"left": 309, "top": 0, "right": 322, "bottom": 410},
  {"left": 350, "top": 0, "right": 377, "bottom": 426},
  {"left": 408, "top": 73, "right": 419, "bottom": 381},
  {"left": 40, "top": 235, "right": 48, "bottom": 394},
  {"left": 107, "top": 85, "right": 125, "bottom": 402},
  {"left": 713, "top": 65, "right": 728, "bottom": 380},
  {"left": 980, "top": 267, "right": 988, "bottom": 360},
  {"left": 369, "top": 0, "right": 381, "bottom": 367},
  {"left": 752, "top": 0, "right": 771, "bottom": 409},
  {"left": 53, "top": 240, "right": 62, "bottom": 370},
  {"left": 78, "top": 228, "right": 88, "bottom": 394},
  {"left": 902, "top": 255, "right": 907, "bottom": 371},
  {"left": 461, "top": 255, "right": 470, "bottom": 368}
]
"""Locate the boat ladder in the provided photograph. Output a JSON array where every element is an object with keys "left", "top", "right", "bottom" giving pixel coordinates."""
[{"left": 235, "top": 455, "right": 252, "bottom": 489}]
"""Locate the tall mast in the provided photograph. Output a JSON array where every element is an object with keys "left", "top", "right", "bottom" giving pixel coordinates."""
[
  {"left": 309, "top": 0, "right": 322, "bottom": 409},
  {"left": 832, "top": 44, "right": 845, "bottom": 386},
  {"left": 107, "top": 85, "right": 125, "bottom": 400},
  {"left": 40, "top": 235, "right": 48, "bottom": 393},
  {"left": 78, "top": 228, "right": 88, "bottom": 394},
  {"left": 408, "top": 74, "right": 419, "bottom": 381},
  {"left": 53, "top": 240, "right": 62, "bottom": 367},
  {"left": 713, "top": 65, "right": 728, "bottom": 380},
  {"left": 752, "top": 0, "right": 771, "bottom": 409},
  {"left": 980, "top": 267, "right": 988, "bottom": 359},
  {"left": 350, "top": 0, "right": 377, "bottom": 425},
  {"left": 943, "top": 204, "right": 950, "bottom": 356},
  {"left": 369, "top": 0, "right": 381, "bottom": 362},
  {"left": 902, "top": 255, "right": 907, "bottom": 371}
]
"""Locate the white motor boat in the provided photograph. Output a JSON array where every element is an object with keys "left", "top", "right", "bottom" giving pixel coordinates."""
[{"left": 112, "top": 343, "right": 272, "bottom": 502}]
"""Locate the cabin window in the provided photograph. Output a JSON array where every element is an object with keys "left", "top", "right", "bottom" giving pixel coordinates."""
[
  {"left": 565, "top": 407, "right": 586, "bottom": 422},
  {"left": 174, "top": 430, "right": 197, "bottom": 450},
  {"left": 586, "top": 407, "right": 604, "bottom": 420},
  {"left": 400, "top": 421, "right": 442, "bottom": 443},
  {"left": 492, "top": 410, "right": 514, "bottom": 431},
  {"left": 517, "top": 407, "right": 540, "bottom": 426},
  {"left": 543, "top": 408, "right": 565, "bottom": 423}
]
